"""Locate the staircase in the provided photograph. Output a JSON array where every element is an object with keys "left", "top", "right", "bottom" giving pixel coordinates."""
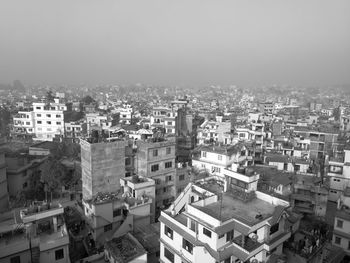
[{"left": 168, "top": 183, "right": 193, "bottom": 215}]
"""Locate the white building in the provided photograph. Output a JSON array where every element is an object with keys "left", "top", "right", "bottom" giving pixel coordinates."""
[
  {"left": 12, "top": 99, "right": 67, "bottom": 141},
  {"left": 33, "top": 99, "right": 66, "bottom": 141},
  {"left": 332, "top": 187, "right": 350, "bottom": 256},
  {"left": 159, "top": 169, "right": 297, "bottom": 263},
  {"left": 328, "top": 147, "right": 350, "bottom": 202}
]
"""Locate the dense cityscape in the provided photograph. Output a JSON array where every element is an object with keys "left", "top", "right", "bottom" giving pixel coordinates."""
[{"left": 0, "top": 83, "right": 350, "bottom": 262}]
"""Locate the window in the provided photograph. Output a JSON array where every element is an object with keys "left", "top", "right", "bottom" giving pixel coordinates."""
[
  {"left": 182, "top": 238, "right": 193, "bottom": 254},
  {"left": 151, "top": 164, "right": 159, "bottom": 172},
  {"left": 270, "top": 223, "right": 279, "bottom": 235},
  {"left": 104, "top": 223, "right": 112, "bottom": 232},
  {"left": 167, "top": 121, "right": 172, "bottom": 125},
  {"left": 166, "top": 175, "right": 172, "bottom": 182},
  {"left": 166, "top": 147, "right": 171, "bottom": 154},
  {"left": 55, "top": 248, "right": 64, "bottom": 260},
  {"left": 36, "top": 106, "right": 41, "bottom": 110},
  {"left": 46, "top": 114, "right": 51, "bottom": 118},
  {"left": 10, "top": 256, "right": 20, "bottom": 263},
  {"left": 37, "top": 121, "right": 42, "bottom": 124},
  {"left": 56, "top": 114, "right": 61, "bottom": 118},
  {"left": 26, "top": 122, "right": 30, "bottom": 125},
  {"left": 337, "top": 219, "right": 343, "bottom": 228},
  {"left": 335, "top": 236, "right": 341, "bottom": 245},
  {"left": 226, "top": 230, "right": 234, "bottom": 242},
  {"left": 153, "top": 149, "right": 158, "bottom": 157},
  {"left": 56, "top": 122, "right": 61, "bottom": 125},
  {"left": 47, "top": 121, "right": 51, "bottom": 124},
  {"left": 113, "top": 209, "right": 121, "bottom": 217},
  {"left": 163, "top": 187, "right": 167, "bottom": 193},
  {"left": 202, "top": 151, "right": 207, "bottom": 157},
  {"left": 218, "top": 233, "right": 225, "bottom": 239},
  {"left": 218, "top": 155, "right": 222, "bottom": 161},
  {"left": 164, "top": 247, "right": 174, "bottom": 263},
  {"left": 165, "top": 161, "right": 172, "bottom": 168},
  {"left": 179, "top": 174, "right": 185, "bottom": 181},
  {"left": 125, "top": 158, "right": 131, "bottom": 166},
  {"left": 23, "top": 182, "right": 28, "bottom": 188},
  {"left": 164, "top": 226, "right": 173, "bottom": 239},
  {"left": 203, "top": 227, "right": 212, "bottom": 238}
]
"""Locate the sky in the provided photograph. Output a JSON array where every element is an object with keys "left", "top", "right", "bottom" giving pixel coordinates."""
[{"left": 0, "top": 0, "right": 349, "bottom": 87}]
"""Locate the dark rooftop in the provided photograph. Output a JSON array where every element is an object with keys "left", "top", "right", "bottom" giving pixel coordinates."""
[{"left": 104, "top": 233, "right": 146, "bottom": 263}]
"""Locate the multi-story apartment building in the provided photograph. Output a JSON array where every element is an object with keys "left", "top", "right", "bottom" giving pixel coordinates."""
[
  {"left": 81, "top": 138, "right": 126, "bottom": 200},
  {"left": 291, "top": 174, "right": 328, "bottom": 217},
  {"left": 328, "top": 146, "right": 350, "bottom": 202},
  {"left": 135, "top": 137, "right": 176, "bottom": 216},
  {"left": 196, "top": 117, "right": 231, "bottom": 145},
  {"left": 12, "top": 110, "right": 35, "bottom": 139},
  {"left": 0, "top": 138, "right": 9, "bottom": 212},
  {"left": 32, "top": 99, "right": 66, "bottom": 141},
  {"left": 64, "top": 120, "right": 85, "bottom": 141},
  {"left": 192, "top": 143, "right": 253, "bottom": 179},
  {"left": 82, "top": 176, "right": 155, "bottom": 243},
  {"left": 332, "top": 187, "right": 350, "bottom": 256},
  {"left": 259, "top": 102, "right": 275, "bottom": 115},
  {"left": 85, "top": 113, "right": 114, "bottom": 136},
  {"left": 159, "top": 168, "right": 297, "bottom": 263},
  {"left": 293, "top": 127, "right": 340, "bottom": 160},
  {"left": 340, "top": 115, "right": 350, "bottom": 134},
  {"left": 0, "top": 201, "right": 70, "bottom": 263},
  {"left": 150, "top": 106, "right": 171, "bottom": 129}
]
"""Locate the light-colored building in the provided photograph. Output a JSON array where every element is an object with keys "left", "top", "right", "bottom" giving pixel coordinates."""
[
  {"left": 135, "top": 137, "right": 176, "bottom": 216},
  {"left": 32, "top": 99, "right": 67, "bottom": 141},
  {"left": 159, "top": 168, "right": 297, "bottom": 263},
  {"left": 328, "top": 147, "right": 350, "bottom": 202},
  {"left": 12, "top": 110, "right": 35, "bottom": 138},
  {"left": 0, "top": 201, "right": 70, "bottom": 263},
  {"left": 64, "top": 120, "right": 85, "bottom": 141},
  {"left": 332, "top": 187, "right": 350, "bottom": 256}
]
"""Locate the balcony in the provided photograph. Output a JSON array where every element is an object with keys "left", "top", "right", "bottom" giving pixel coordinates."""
[
  {"left": 232, "top": 235, "right": 263, "bottom": 253},
  {"left": 20, "top": 202, "right": 64, "bottom": 223}
]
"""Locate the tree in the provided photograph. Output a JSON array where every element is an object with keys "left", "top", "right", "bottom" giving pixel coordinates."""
[
  {"left": 46, "top": 90, "right": 55, "bottom": 102},
  {"left": 80, "top": 95, "right": 95, "bottom": 105}
]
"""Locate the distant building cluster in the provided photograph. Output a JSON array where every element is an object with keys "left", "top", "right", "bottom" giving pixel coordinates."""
[{"left": 0, "top": 84, "right": 350, "bottom": 262}]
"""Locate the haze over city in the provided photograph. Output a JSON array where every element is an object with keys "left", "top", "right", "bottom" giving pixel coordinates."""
[{"left": 1, "top": 0, "right": 350, "bottom": 87}]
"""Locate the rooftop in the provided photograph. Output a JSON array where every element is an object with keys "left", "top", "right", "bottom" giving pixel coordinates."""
[
  {"left": 133, "top": 223, "right": 160, "bottom": 254},
  {"left": 193, "top": 190, "right": 275, "bottom": 226},
  {"left": 104, "top": 233, "right": 146, "bottom": 263}
]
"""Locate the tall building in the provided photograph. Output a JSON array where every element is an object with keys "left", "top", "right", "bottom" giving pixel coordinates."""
[
  {"left": 12, "top": 98, "right": 67, "bottom": 141},
  {"left": 81, "top": 138, "right": 126, "bottom": 200},
  {"left": 135, "top": 137, "right": 176, "bottom": 216},
  {"left": 0, "top": 137, "right": 9, "bottom": 212}
]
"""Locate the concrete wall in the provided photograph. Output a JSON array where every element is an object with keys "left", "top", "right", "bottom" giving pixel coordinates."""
[
  {"left": 39, "top": 244, "right": 70, "bottom": 263},
  {"left": 81, "top": 140, "right": 126, "bottom": 200}
]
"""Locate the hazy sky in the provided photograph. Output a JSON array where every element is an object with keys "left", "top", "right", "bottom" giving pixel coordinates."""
[{"left": 0, "top": 0, "right": 349, "bottom": 87}]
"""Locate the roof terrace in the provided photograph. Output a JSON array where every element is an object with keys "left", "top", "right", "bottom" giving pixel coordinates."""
[{"left": 193, "top": 190, "right": 275, "bottom": 226}]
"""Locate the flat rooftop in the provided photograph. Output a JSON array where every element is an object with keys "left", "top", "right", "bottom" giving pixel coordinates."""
[
  {"left": 105, "top": 233, "right": 146, "bottom": 263},
  {"left": 193, "top": 191, "right": 275, "bottom": 226},
  {"left": 195, "top": 178, "right": 224, "bottom": 195}
]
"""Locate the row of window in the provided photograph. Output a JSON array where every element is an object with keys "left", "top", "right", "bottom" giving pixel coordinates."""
[
  {"left": 334, "top": 236, "right": 350, "bottom": 250},
  {"left": 36, "top": 113, "right": 62, "bottom": 118},
  {"left": 151, "top": 162, "right": 173, "bottom": 172},
  {"left": 37, "top": 120, "right": 62, "bottom": 125},
  {"left": 152, "top": 147, "right": 172, "bottom": 156}
]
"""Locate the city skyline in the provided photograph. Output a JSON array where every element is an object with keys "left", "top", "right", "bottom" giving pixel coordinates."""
[{"left": 0, "top": 0, "right": 350, "bottom": 87}]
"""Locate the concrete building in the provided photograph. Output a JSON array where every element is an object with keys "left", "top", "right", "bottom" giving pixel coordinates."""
[
  {"left": 32, "top": 99, "right": 67, "bottom": 141},
  {"left": 259, "top": 102, "right": 274, "bottom": 115},
  {"left": 81, "top": 175, "right": 155, "bottom": 243},
  {"left": 12, "top": 110, "right": 35, "bottom": 139},
  {"left": 0, "top": 201, "right": 70, "bottom": 263},
  {"left": 135, "top": 137, "right": 176, "bottom": 216},
  {"left": 104, "top": 233, "right": 147, "bottom": 263},
  {"left": 332, "top": 187, "right": 350, "bottom": 256},
  {"left": 64, "top": 120, "right": 85, "bottom": 141},
  {"left": 159, "top": 168, "right": 297, "bottom": 263},
  {"left": 291, "top": 174, "right": 328, "bottom": 217},
  {"left": 328, "top": 147, "right": 350, "bottom": 202},
  {"left": 196, "top": 118, "right": 231, "bottom": 145},
  {"left": 192, "top": 143, "right": 253, "bottom": 179},
  {"left": 0, "top": 138, "right": 9, "bottom": 212},
  {"left": 81, "top": 138, "right": 126, "bottom": 200}
]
